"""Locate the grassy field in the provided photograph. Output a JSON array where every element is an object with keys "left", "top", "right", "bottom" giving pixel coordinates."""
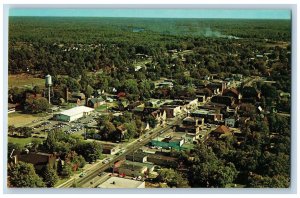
[
  {"left": 8, "top": 112, "right": 49, "bottom": 127},
  {"left": 95, "top": 104, "right": 108, "bottom": 112},
  {"left": 9, "top": 73, "right": 45, "bottom": 88},
  {"left": 8, "top": 136, "right": 43, "bottom": 147}
]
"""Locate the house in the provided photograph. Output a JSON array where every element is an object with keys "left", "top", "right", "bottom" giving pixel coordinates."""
[
  {"left": 67, "top": 92, "right": 86, "bottom": 105},
  {"left": 150, "top": 109, "right": 167, "bottom": 126},
  {"left": 87, "top": 97, "right": 106, "bottom": 108},
  {"left": 16, "top": 152, "right": 56, "bottom": 171},
  {"left": 241, "top": 86, "right": 261, "bottom": 103},
  {"left": 116, "top": 124, "right": 128, "bottom": 140},
  {"left": 207, "top": 81, "right": 227, "bottom": 95},
  {"left": 98, "top": 177, "right": 145, "bottom": 188},
  {"left": 225, "top": 118, "right": 236, "bottom": 127},
  {"left": 211, "top": 96, "right": 235, "bottom": 106},
  {"left": 102, "top": 144, "right": 120, "bottom": 155},
  {"left": 210, "top": 125, "right": 232, "bottom": 139},
  {"left": 223, "top": 88, "right": 242, "bottom": 101}
]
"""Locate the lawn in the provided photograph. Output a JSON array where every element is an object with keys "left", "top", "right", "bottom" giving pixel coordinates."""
[
  {"left": 9, "top": 74, "right": 45, "bottom": 88},
  {"left": 95, "top": 104, "right": 109, "bottom": 112},
  {"left": 8, "top": 112, "right": 49, "bottom": 127},
  {"left": 8, "top": 136, "right": 43, "bottom": 147}
]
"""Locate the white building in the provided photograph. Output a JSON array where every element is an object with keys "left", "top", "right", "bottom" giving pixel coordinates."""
[
  {"left": 98, "top": 177, "right": 145, "bottom": 188},
  {"left": 54, "top": 106, "right": 94, "bottom": 122}
]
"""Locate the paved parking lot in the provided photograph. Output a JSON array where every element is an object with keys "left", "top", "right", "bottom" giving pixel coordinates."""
[{"left": 30, "top": 111, "right": 99, "bottom": 138}]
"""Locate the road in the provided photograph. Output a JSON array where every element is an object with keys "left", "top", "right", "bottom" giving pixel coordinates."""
[{"left": 57, "top": 116, "right": 183, "bottom": 188}]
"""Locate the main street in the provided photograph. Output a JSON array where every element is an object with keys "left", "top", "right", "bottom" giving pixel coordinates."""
[{"left": 57, "top": 115, "right": 183, "bottom": 188}]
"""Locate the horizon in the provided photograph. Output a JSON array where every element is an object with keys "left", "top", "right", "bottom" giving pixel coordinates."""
[{"left": 9, "top": 9, "right": 291, "bottom": 20}]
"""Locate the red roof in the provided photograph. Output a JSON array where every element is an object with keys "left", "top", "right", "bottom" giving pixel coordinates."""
[
  {"left": 223, "top": 88, "right": 239, "bottom": 96},
  {"left": 213, "top": 125, "right": 230, "bottom": 134},
  {"left": 117, "top": 92, "right": 126, "bottom": 98}
]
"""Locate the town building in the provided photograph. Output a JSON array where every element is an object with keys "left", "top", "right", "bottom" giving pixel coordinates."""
[
  {"left": 126, "top": 152, "right": 148, "bottom": 163},
  {"left": 98, "top": 177, "right": 145, "bottom": 188},
  {"left": 151, "top": 136, "right": 185, "bottom": 150},
  {"left": 191, "top": 109, "right": 223, "bottom": 123},
  {"left": 117, "top": 162, "right": 148, "bottom": 177},
  {"left": 16, "top": 152, "right": 56, "bottom": 171},
  {"left": 53, "top": 106, "right": 94, "bottom": 122}
]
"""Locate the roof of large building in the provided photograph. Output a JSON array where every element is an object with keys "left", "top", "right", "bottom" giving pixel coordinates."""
[
  {"left": 98, "top": 177, "right": 145, "bottom": 188},
  {"left": 57, "top": 106, "right": 94, "bottom": 117}
]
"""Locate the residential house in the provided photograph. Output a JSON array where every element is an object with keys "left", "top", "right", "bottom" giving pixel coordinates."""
[
  {"left": 102, "top": 144, "right": 120, "bottom": 155},
  {"left": 211, "top": 95, "right": 235, "bottom": 106},
  {"left": 210, "top": 125, "right": 232, "bottom": 139},
  {"left": 87, "top": 97, "right": 106, "bottom": 108},
  {"left": 116, "top": 124, "right": 128, "bottom": 140},
  {"left": 222, "top": 88, "right": 242, "bottom": 101}
]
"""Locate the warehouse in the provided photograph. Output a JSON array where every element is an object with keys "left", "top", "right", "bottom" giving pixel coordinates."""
[{"left": 53, "top": 106, "right": 94, "bottom": 122}]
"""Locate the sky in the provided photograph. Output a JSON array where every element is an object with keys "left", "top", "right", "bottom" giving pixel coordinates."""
[{"left": 9, "top": 9, "right": 291, "bottom": 19}]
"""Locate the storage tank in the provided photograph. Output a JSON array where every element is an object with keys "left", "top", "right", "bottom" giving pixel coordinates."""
[{"left": 45, "top": 74, "right": 52, "bottom": 87}]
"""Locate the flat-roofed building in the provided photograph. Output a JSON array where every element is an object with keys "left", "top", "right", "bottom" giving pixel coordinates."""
[
  {"left": 53, "top": 106, "right": 94, "bottom": 122},
  {"left": 98, "top": 177, "right": 145, "bottom": 188},
  {"left": 118, "top": 163, "right": 148, "bottom": 177}
]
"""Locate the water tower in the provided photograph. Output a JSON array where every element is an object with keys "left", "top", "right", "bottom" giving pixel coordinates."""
[{"left": 45, "top": 74, "right": 53, "bottom": 104}]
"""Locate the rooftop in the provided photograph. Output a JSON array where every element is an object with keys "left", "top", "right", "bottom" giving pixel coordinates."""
[
  {"left": 98, "top": 177, "right": 145, "bottom": 188},
  {"left": 56, "top": 106, "right": 94, "bottom": 117}
]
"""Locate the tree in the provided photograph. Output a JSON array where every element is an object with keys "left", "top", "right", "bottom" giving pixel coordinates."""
[
  {"left": 8, "top": 142, "right": 22, "bottom": 158},
  {"left": 31, "top": 97, "right": 50, "bottom": 113},
  {"left": 41, "top": 165, "right": 58, "bottom": 187},
  {"left": 145, "top": 115, "right": 157, "bottom": 128},
  {"left": 188, "top": 144, "right": 238, "bottom": 187},
  {"left": 248, "top": 173, "right": 290, "bottom": 188},
  {"left": 31, "top": 138, "right": 42, "bottom": 152},
  {"left": 74, "top": 141, "right": 102, "bottom": 162},
  {"left": 60, "top": 163, "right": 73, "bottom": 178},
  {"left": 8, "top": 162, "right": 45, "bottom": 187},
  {"left": 157, "top": 168, "right": 189, "bottom": 188},
  {"left": 124, "top": 122, "right": 137, "bottom": 139}
]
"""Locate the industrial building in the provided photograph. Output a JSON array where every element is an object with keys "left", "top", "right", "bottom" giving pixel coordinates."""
[{"left": 53, "top": 106, "right": 94, "bottom": 122}]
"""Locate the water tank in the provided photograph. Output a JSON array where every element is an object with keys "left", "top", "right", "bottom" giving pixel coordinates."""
[{"left": 45, "top": 74, "right": 52, "bottom": 86}]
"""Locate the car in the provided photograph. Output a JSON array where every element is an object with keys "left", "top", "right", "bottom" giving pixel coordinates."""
[{"left": 98, "top": 172, "right": 105, "bottom": 177}]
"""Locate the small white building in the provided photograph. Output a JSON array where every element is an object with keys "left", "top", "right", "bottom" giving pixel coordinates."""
[
  {"left": 98, "top": 177, "right": 145, "bottom": 188},
  {"left": 54, "top": 106, "right": 94, "bottom": 122}
]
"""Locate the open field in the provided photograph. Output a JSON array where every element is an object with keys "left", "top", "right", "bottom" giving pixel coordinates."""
[
  {"left": 9, "top": 73, "right": 45, "bottom": 88},
  {"left": 8, "top": 112, "right": 48, "bottom": 127},
  {"left": 8, "top": 136, "right": 42, "bottom": 147}
]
